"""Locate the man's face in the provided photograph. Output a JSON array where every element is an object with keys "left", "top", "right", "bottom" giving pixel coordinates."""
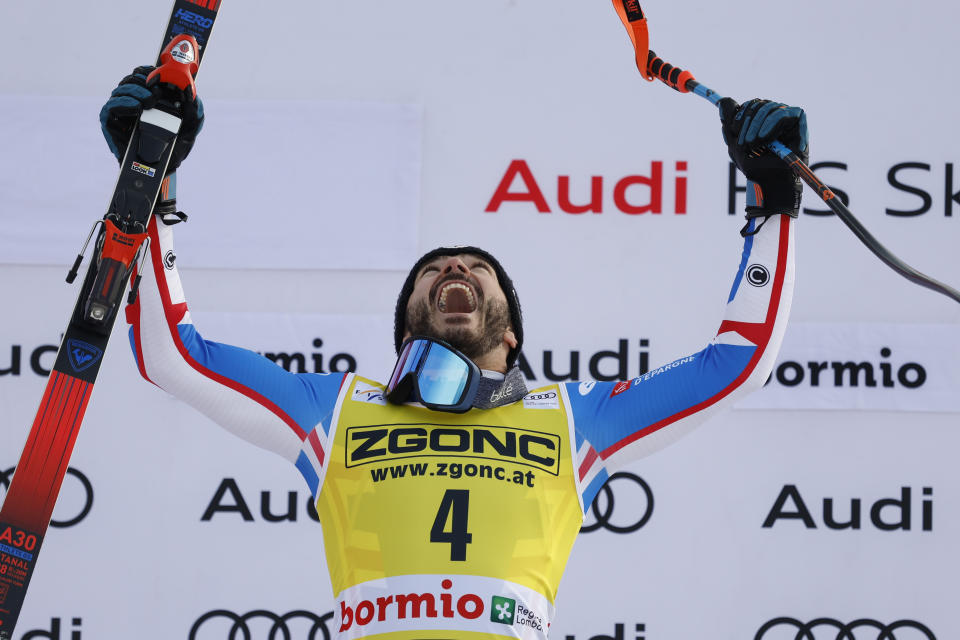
[{"left": 404, "top": 253, "right": 515, "bottom": 363}]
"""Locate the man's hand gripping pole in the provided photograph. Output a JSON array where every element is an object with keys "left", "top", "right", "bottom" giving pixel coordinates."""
[{"left": 612, "top": 0, "right": 960, "bottom": 305}]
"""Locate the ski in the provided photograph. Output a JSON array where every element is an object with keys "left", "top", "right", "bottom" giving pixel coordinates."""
[{"left": 0, "top": 2, "right": 223, "bottom": 636}]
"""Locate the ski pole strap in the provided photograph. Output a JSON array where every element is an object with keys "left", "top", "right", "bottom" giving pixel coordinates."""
[
  {"left": 612, "top": 0, "right": 653, "bottom": 81},
  {"left": 647, "top": 50, "right": 695, "bottom": 93}
]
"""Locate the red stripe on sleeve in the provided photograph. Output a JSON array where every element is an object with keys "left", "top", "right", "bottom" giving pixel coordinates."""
[
  {"left": 308, "top": 429, "right": 325, "bottom": 465},
  {"left": 600, "top": 217, "right": 791, "bottom": 458},
  {"left": 578, "top": 447, "right": 599, "bottom": 481},
  {"left": 145, "top": 224, "right": 307, "bottom": 441}
]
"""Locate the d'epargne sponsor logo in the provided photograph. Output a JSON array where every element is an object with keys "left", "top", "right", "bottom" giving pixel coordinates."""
[
  {"left": 338, "top": 578, "right": 547, "bottom": 637},
  {"left": 609, "top": 355, "right": 697, "bottom": 398}
]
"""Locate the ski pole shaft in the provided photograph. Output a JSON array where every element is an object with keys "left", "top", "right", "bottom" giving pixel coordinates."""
[{"left": 640, "top": 47, "right": 960, "bottom": 305}]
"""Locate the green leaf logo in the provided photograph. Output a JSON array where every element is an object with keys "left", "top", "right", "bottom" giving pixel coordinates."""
[{"left": 490, "top": 596, "right": 516, "bottom": 625}]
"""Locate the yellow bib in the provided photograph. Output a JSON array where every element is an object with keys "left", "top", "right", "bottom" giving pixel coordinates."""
[{"left": 316, "top": 375, "right": 583, "bottom": 639}]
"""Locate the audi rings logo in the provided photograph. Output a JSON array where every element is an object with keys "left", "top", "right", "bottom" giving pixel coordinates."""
[
  {"left": 0, "top": 466, "right": 93, "bottom": 528},
  {"left": 189, "top": 609, "right": 334, "bottom": 639},
  {"left": 746, "top": 264, "right": 770, "bottom": 287},
  {"left": 526, "top": 392, "right": 557, "bottom": 401},
  {"left": 755, "top": 617, "right": 936, "bottom": 639},
  {"left": 580, "top": 472, "right": 653, "bottom": 534}
]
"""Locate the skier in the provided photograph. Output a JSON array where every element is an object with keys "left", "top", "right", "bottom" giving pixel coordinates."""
[{"left": 101, "top": 67, "right": 806, "bottom": 638}]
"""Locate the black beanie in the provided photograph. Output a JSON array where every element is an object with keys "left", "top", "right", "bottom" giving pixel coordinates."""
[{"left": 394, "top": 247, "right": 523, "bottom": 368}]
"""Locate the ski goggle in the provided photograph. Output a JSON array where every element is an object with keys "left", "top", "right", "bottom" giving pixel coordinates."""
[{"left": 385, "top": 337, "right": 481, "bottom": 413}]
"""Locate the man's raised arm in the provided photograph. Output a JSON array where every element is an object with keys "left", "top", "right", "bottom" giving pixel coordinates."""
[
  {"left": 566, "top": 99, "right": 807, "bottom": 497},
  {"left": 101, "top": 67, "right": 343, "bottom": 491}
]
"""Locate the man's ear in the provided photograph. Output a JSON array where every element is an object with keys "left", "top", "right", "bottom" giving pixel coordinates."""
[{"left": 503, "top": 329, "right": 518, "bottom": 350}]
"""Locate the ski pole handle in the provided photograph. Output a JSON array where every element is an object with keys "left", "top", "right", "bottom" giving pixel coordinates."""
[{"left": 646, "top": 51, "right": 695, "bottom": 94}]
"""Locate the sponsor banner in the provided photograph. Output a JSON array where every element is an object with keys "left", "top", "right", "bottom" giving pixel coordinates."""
[
  {"left": 0, "top": 97, "right": 421, "bottom": 271},
  {"left": 336, "top": 574, "right": 552, "bottom": 640},
  {"left": 736, "top": 323, "right": 960, "bottom": 412}
]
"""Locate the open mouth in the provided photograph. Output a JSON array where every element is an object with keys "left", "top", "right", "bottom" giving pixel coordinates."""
[{"left": 437, "top": 282, "right": 477, "bottom": 313}]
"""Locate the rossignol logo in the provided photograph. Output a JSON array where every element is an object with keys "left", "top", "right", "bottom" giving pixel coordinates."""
[
  {"left": 338, "top": 579, "right": 485, "bottom": 632},
  {"left": 345, "top": 424, "right": 560, "bottom": 474},
  {"left": 66, "top": 339, "right": 103, "bottom": 374},
  {"left": 763, "top": 485, "right": 933, "bottom": 531},
  {"left": 163, "top": 250, "right": 177, "bottom": 270},
  {"left": 130, "top": 161, "right": 156, "bottom": 178},
  {"left": 755, "top": 616, "right": 935, "bottom": 639},
  {"left": 486, "top": 159, "right": 688, "bottom": 215}
]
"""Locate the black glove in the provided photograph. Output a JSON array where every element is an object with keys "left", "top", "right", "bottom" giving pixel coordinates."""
[
  {"left": 719, "top": 98, "right": 808, "bottom": 218},
  {"left": 99, "top": 65, "right": 204, "bottom": 173}
]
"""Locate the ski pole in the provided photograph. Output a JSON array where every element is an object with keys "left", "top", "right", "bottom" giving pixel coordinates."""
[{"left": 612, "top": 0, "right": 960, "bottom": 306}]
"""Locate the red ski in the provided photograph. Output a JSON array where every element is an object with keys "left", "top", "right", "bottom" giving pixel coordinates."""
[{"left": 0, "top": 2, "right": 223, "bottom": 636}]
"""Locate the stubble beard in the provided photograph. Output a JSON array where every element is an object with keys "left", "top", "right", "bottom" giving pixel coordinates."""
[{"left": 405, "top": 297, "right": 511, "bottom": 362}]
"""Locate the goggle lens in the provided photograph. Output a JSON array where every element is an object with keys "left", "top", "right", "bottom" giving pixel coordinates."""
[
  {"left": 388, "top": 338, "right": 428, "bottom": 391},
  {"left": 386, "top": 337, "right": 479, "bottom": 412},
  {"left": 418, "top": 346, "right": 470, "bottom": 406}
]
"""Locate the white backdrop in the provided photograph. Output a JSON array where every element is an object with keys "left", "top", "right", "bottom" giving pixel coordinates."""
[{"left": 1, "top": 0, "right": 959, "bottom": 638}]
